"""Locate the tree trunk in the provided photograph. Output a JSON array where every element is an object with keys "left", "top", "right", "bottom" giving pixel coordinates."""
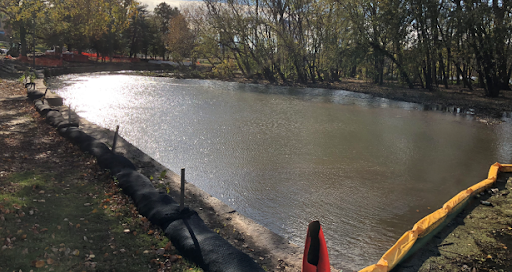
[
  {"left": 20, "top": 24, "right": 27, "bottom": 57},
  {"left": 438, "top": 52, "right": 448, "bottom": 88},
  {"left": 368, "top": 42, "right": 414, "bottom": 88},
  {"left": 453, "top": 61, "right": 473, "bottom": 91}
]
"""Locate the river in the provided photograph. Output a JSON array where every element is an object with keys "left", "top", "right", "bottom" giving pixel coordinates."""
[{"left": 48, "top": 73, "right": 512, "bottom": 271}]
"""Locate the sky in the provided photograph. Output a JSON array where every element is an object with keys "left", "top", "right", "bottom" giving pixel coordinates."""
[{"left": 139, "top": 0, "right": 202, "bottom": 11}]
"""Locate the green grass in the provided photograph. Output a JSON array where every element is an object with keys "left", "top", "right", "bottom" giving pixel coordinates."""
[{"left": 0, "top": 169, "right": 202, "bottom": 272}]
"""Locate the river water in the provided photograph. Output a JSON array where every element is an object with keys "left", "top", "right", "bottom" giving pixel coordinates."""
[{"left": 48, "top": 73, "right": 512, "bottom": 271}]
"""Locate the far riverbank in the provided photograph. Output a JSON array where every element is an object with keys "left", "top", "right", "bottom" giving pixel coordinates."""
[{"left": 4, "top": 59, "right": 512, "bottom": 122}]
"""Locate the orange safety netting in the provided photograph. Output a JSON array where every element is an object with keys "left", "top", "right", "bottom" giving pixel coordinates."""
[
  {"left": 359, "top": 162, "right": 512, "bottom": 272},
  {"left": 81, "top": 52, "right": 139, "bottom": 63},
  {"left": 19, "top": 56, "right": 63, "bottom": 67}
]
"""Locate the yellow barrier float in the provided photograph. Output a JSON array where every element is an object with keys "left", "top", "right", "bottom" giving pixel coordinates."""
[{"left": 360, "top": 162, "right": 512, "bottom": 272}]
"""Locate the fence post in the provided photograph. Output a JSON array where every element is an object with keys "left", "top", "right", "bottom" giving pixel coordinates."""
[
  {"left": 180, "top": 168, "right": 185, "bottom": 211},
  {"left": 112, "top": 125, "right": 119, "bottom": 153}
]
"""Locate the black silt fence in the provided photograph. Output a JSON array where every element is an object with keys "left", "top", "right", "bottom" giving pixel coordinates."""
[{"left": 27, "top": 91, "right": 264, "bottom": 272}]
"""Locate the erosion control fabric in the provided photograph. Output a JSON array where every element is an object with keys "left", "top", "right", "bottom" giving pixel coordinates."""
[
  {"left": 360, "top": 162, "right": 512, "bottom": 272},
  {"left": 28, "top": 91, "right": 265, "bottom": 272}
]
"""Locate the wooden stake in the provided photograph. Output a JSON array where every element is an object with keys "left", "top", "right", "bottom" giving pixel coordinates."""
[
  {"left": 112, "top": 125, "right": 119, "bottom": 153},
  {"left": 180, "top": 168, "right": 185, "bottom": 211}
]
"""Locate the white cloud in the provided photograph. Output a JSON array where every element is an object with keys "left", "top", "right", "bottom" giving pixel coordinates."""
[{"left": 138, "top": 0, "right": 202, "bottom": 11}]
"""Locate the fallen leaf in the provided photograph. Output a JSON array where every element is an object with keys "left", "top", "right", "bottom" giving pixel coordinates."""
[
  {"left": 35, "top": 260, "right": 45, "bottom": 268},
  {"left": 164, "top": 242, "right": 173, "bottom": 251},
  {"left": 133, "top": 231, "right": 137, "bottom": 236},
  {"left": 21, "top": 234, "right": 27, "bottom": 239},
  {"left": 40, "top": 228, "right": 48, "bottom": 232},
  {"left": 73, "top": 249, "right": 79, "bottom": 256},
  {"left": 76, "top": 224, "right": 80, "bottom": 228},
  {"left": 147, "top": 230, "right": 154, "bottom": 235},
  {"left": 91, "top": 209, "right": 97, "bottom": 213},
  {"left": 12, "top": 204, "right": 21, "bottom": 209},
  {"left": 47, "top": 258, "right": 54, "bottom": 264},
  {"left": 169, "top": 255, "right": 180, "bottom": 262}
]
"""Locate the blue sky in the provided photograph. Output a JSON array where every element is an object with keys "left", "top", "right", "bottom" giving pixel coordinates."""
[{"left": 139, "top": 0, "right": 201, "bottom": 11}]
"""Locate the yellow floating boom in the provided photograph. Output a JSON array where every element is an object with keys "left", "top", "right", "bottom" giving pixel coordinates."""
[{"left": 360, "top": 162, "right": 512, "bottom": 272}]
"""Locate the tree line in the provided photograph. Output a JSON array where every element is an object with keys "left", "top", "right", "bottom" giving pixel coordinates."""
[
  {"left": 0, "top": 0, "right": 187, "bottom": 61},
  {"left": 1, "top": 0, "right": 511, "bottom": 97},
  {"left": 189, "top": 0, "right": 511, "bottom": 97}
]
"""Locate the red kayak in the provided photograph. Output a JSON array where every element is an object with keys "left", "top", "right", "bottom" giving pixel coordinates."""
[{"left": 302, "top": 221, "right": 331, "bottom": 272}]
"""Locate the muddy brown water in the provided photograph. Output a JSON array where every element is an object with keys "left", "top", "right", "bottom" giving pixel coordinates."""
[{"left": 48, "top": 73, "right": 512, "bottom": 271}]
